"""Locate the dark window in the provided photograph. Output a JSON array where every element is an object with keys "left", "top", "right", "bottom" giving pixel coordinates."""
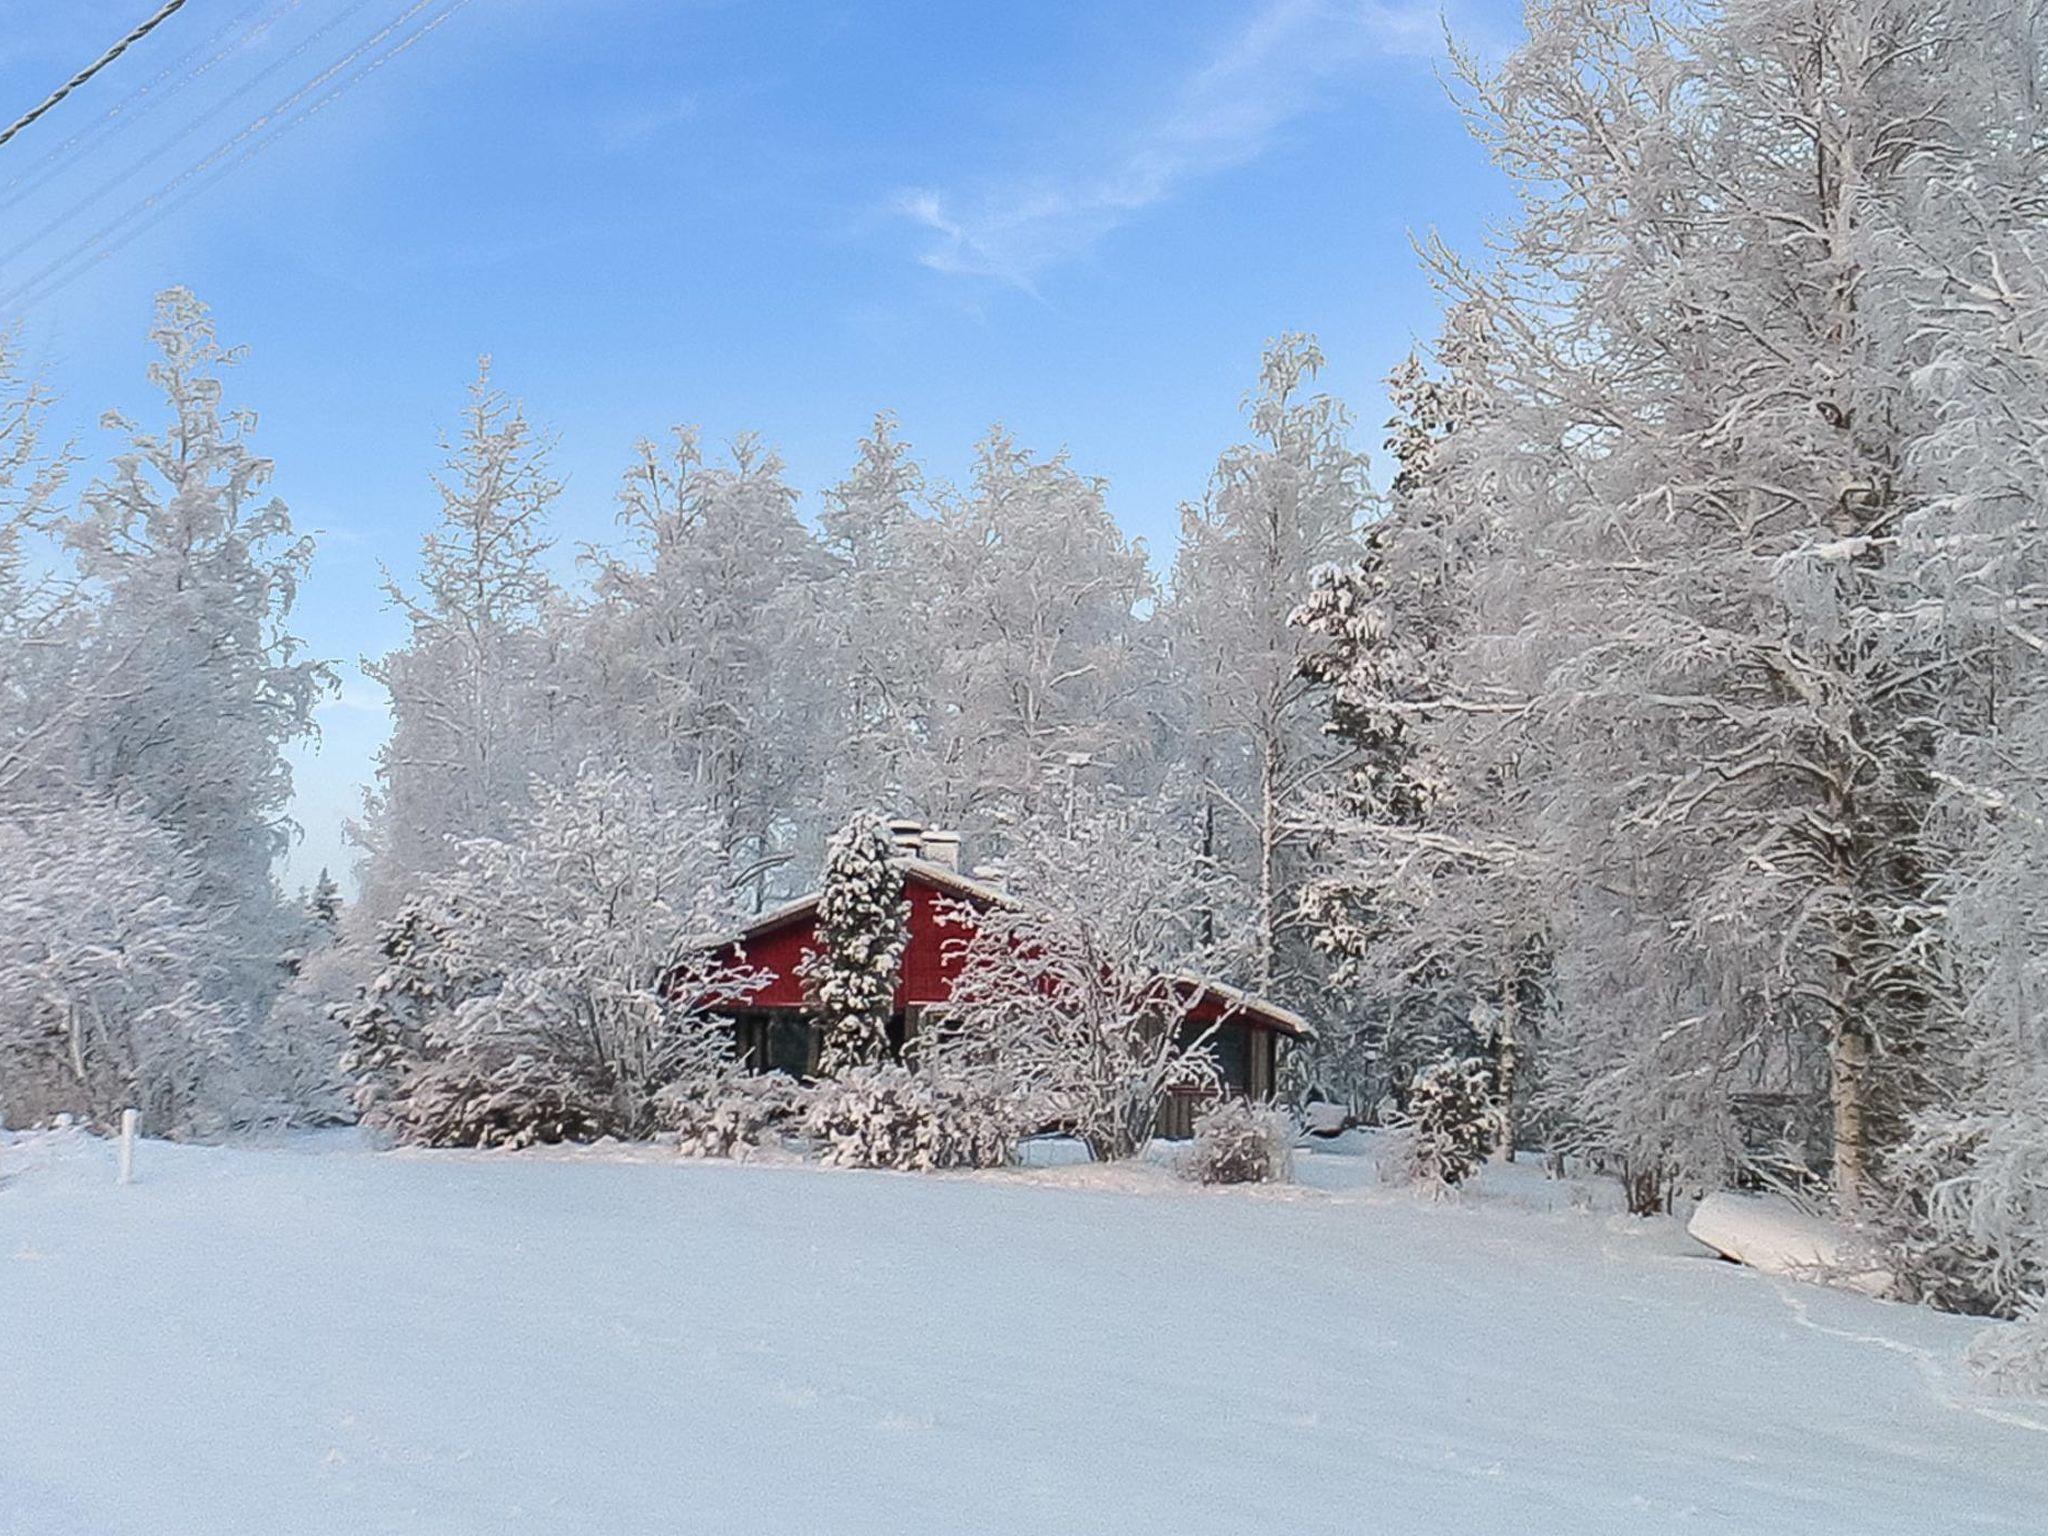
[
  {"left": 764, "top": 1015, "right": 817, "bottom": 1078},
  {"left": 734, "top": 1012, "right": 818, "bottom": 1078},
  {"left": 1183, "top": 1020, "right": 1252, "bottom": 1095}
]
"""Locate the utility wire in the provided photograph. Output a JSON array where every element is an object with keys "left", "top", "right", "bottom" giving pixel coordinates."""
[
  {"left": 0, "top": 0, "right": 294, "bottom": 212},
  {"left": 0, "top": 0, "right": 378, "bottom": 269},
  {"left": 0, "top": 0, "right": 473, "bottom": 313},
  {"left": 0, "top": 1, "right": 194, "bottom": 152}
]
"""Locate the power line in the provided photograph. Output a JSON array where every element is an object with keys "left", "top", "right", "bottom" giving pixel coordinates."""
[
  {"left": 0, "top": 1, "right": 194, "bottom": 153},
  {"left": 0, "top": 0, "right": 379, "bottom": 269},
  {"left": 0, "top": 0, "right": 293, "bottom": 213},
  {"left": 0, "top": 0, "right": 474, "bottom": 313}
]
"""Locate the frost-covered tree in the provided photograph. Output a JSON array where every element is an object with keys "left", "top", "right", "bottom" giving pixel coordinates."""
[
  {"left": 799, "top": 811, "right": 909, "bottom": 1076},
  {"left": 359, "top": 359, "right": 561, "bottom": 921},
  {"left": 813, "top": 415, "right": 938, "bottom": 823},
  {"left": 916, "top": 431, "right": 1155, "bottom": 837},
  {"left": 582, "top": 427, "right": 826, "bottom": 900},
  {"left": 257, "top": 869, "right": 357, "bottom": 1123},
  {"left": 0, "top": 801, "right": 238, "bottom": 1134},
  {"left": 931, "top": 788, "right": 1230, "bottom": 1159},
  {"left": 345, "top": 765, "right": 753, "bottom": 1144},
  {"left": 1165, "top": 334, "right": 1368, "bottom": 996},
  {"left": 306, "top": 868, "right": 343, "bottom": 931},
  {"left": 1377, "top": 0, "right": 2006, "bottom": 1214},
  {"left": 1862, "top": 0, "right": 2048, "bottom": 1375},
  {"left": 1293, "top": 329, "right": 1541, "bottom": 1142},
  {"left": 0, "top": 335, "right": 75, "bottom": 813},
  {"left": 65, "top": 289, "right": 331, "bottom": 979}
]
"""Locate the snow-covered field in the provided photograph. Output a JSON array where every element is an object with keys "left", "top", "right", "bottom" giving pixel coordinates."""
[{"left": 4, "top": 1131, "right": 2044, "bottom": 1536}]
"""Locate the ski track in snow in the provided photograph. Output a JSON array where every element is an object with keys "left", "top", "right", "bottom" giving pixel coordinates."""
[{"left": 1766, "top": 1282, "right": 2048, "bottom": 1441}]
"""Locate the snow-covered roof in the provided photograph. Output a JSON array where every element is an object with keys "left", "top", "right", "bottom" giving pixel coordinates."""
[
  {"left": 728, "top": 855, "right": 1016, "bottom": 943},
  {"left": 1168, "top": 973, "right": 1315, "bottom": 1040}
]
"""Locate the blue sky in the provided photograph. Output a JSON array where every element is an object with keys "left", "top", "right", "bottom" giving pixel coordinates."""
[{"left": 0, "top": 0, "right": 1522, "bottom": 894}]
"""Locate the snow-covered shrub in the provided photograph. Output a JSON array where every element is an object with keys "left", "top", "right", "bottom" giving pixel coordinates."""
[
  {"left": 0, "top": 802, "right": 243, "bottom": 1136},
  {"left": 341, "top": 767, "right": 759, "bottom": 1145},
  {"left": 389, "top": 1050, "right": 608, "bottom": 1150},
  {"left": 1965, "top": 1307, "right": 2048, "bottom": 1396},
  {"left": 1399, "top": 1057, "right": 1500, "bottom": 1189},
  {"left": 933, "top": 794, "right": 1229, "bottom": 1162},
  {"left": 802, "top": 1064, "right": 1016, "bottom": 1172},
  {"left": 798, "top": 812, "right": 908, "bottom": 1076},
  {"left": 1182, "top": 1098, "right": 1296, "bottom": 1185},
  {"left": 660, "top": 1071, "right": 809, "bottom": 1159},
  {"left": 1883, "top": 1066, "right": 2048, "bottom": 1324}
]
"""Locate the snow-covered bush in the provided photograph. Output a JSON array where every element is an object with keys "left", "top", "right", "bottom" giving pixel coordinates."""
[
  {"left": 802, "top": 1064, "right": 1016, "bottom": 1172},
  {"left": 1883, "top": 1062, "right": 2048, "bottom": 1330},
  {"left": 1182, "top": 1098, "right": 1296, "bottom": 1185},
  {"left": 341, "top": 767, "right": 758, "bottom": 1145},
  {"left": 798, "top": 812, "right": 908, "bottom": 1076},
  {"left": 0, "top": 802, "right": 243, "bottom": 1136},
  {"left": 1399, "top": 1057, "right": 1500, "bottom": 1189},
  {"left": 660, "top": 1071, "right": 809, "bottom": 1159},
  {"left": 1965, "top": 1308, "right": 2048, "bottom": 1396},
  {"left": 387, "top": 1050, "right": 608, "bottom": 1150}
]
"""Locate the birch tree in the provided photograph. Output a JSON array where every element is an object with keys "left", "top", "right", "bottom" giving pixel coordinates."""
[
  {"left": 1165, "top": 334, "right": 1369, "bottom": 997},
  {"left": 360, "top": 359, "right": 561, "bottom": 920},
  {"left": 814, "top": 415, "right": 938, "bottom": 824},
  {"left": 583, "top": 427, "right": 826, "bottom": 899},
  {"left": 917, "top": 430, "right": 1155, "bottom": 839},
  {"left": 66, "top": 289, "right": 331, "bottom": 975}
]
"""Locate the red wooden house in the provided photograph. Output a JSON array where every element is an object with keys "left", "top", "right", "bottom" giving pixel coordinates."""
[{"left": 707, "top": 826, "right": 1311, "bottom": 1131}]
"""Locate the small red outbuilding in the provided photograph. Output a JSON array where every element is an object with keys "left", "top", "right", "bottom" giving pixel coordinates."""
[{"left": 707, "top": 843, "right": 1311, "bottom": 1128}]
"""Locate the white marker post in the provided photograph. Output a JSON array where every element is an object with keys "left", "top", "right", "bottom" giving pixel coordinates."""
[{"left": 117, "top": 1108, "right": 137, "bottom": 1186}]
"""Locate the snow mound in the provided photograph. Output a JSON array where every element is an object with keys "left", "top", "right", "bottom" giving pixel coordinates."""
[{"left": 1687, "top": 1189, "right": 1895, "bottom": 1297}]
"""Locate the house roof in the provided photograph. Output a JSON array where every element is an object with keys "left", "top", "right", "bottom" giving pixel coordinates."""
[
  {"left": 720, "top": 856, "right": 1313, "bottom": 1039},
  {"left": 730, "top": 856, "right": 1014, "bottom": 943}
]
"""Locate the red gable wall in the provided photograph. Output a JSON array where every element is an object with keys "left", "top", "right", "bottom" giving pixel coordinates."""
[
  {"left": 723, "top": 870, "right": 983, "bottom": 1012},
  {"left": 717, "top": 865, "right": 1307, "bottom": 1040}
]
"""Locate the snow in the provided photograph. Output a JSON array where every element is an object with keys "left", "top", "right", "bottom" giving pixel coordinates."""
[
  {"left": 1688, "top": 1189, "right": 1897, "bottom": 1298},
  {"left": 4, "top": 1129, "right": 2046, "bottom": 1535}
]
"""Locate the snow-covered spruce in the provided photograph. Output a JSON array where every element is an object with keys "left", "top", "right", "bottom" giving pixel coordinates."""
[
  {"left": 1399, "top": 1058, "right": 1501, "bottom": 1191},
  {"left": 798, "top": 812, "right": 909, "bottom": 1076},
  {"left": 1182, "top": 1098, "right": 1296, "bottom": 1186}
]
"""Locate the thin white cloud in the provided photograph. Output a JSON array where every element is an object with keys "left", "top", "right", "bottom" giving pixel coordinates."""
[
  {"left": 893, "top": 0, "right": 1446, "bottom": 291},
  {"left": 316, "top": 683, "right": 390, "bottom": 716},
  {"left": 601, "top": 93, "right": 701, "bottom": 152}
]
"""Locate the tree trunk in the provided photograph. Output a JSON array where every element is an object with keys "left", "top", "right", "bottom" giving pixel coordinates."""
[
  {"left": 1494, "top": 954, "right": 1519, "bottom": 1163},
  {"left": 1256, "top": 736, "right": 1280, "bottom": 994},
  {"left": 1830, "top": 1014, "right": 1872, "bottom": 1217}
]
